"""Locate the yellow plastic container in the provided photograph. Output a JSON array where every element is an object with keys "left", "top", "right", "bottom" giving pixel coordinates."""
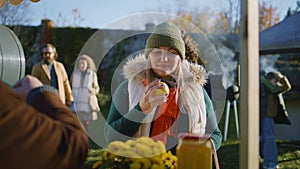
[{"left": 176, "top": 134, "right": 212, "bottom": 169}]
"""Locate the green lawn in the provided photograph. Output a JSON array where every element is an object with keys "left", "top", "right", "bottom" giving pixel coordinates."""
[
  {"left": 216, "top": 139, "right": 300, "bottom": 169},
  {"left": 217, "top": 103, "right": 300, "bottom": 169}
]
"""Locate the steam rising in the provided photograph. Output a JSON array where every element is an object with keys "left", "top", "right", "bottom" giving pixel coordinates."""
[
  {"left": 217, "top": 46, "right": 237, "bottom": 89},
  {"left": 260, "top": 54, "right": 279, "bottom": 74}
]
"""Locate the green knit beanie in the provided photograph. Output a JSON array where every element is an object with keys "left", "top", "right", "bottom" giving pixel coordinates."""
[{"left": 145, "top": 22, "right": 185, "bottom": 59}]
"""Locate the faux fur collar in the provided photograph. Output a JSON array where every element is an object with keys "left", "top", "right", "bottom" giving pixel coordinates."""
[{"left": 122, "top": 54, "right": 207, "bottom": 86}]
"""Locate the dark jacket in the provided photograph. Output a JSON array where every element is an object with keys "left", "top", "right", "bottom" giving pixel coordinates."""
[
  {"left": 0, "top": 81, "right": 89, "bottom": 169},
  {"left": 260, "top": 75, "right": 291, "bottom": 124}
]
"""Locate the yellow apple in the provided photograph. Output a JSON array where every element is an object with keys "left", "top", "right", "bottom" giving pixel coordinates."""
[{"left": 153, "top": 82, "right": 169, "bottom": 96}]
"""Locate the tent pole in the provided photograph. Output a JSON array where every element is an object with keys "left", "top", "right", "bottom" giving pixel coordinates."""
[{"left": 239, "top": 0, "right": 260, "bottom": 169}]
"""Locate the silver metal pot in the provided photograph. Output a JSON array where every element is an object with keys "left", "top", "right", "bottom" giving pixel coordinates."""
[{"left": 0, "top": 26, "right": 25, "bottom": 86}]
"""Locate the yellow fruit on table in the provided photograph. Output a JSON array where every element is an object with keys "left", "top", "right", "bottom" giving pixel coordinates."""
[
  {"left": 135, "top": 143, "right": 153, "bottom": 157},
  {"left": 125, "top": 139, "right": 136, "bottom": 148},
  {"left": 107, "top": 141, "right": 131, "bottom": 153},
  {"left": 153, "top": 82, "right": 169, "bottom": 96},
  {"left": 86, "top": 137, "right": 178, "bottom": 169},
  {"left": 116, "top": 150, "right": 140, "bottom": 158}
]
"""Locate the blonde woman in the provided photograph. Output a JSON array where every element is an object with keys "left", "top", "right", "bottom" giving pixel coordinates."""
[
  {"left": 105, "top": 22, "right": 222, "bottom": 153},
  {"left": 71, "top": 54, "right": 100, "bottom": 131}
]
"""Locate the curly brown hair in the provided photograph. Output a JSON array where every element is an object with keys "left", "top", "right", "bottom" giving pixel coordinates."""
[{"left": 181, "top": 30, "right": 205, "bottom": 66}]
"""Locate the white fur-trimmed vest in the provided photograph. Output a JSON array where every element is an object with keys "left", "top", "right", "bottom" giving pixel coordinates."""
[{"left": 122, "top": 54, "right": 208, "bottom": 137}]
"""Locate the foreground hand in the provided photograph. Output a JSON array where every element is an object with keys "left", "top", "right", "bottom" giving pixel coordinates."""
[
  {"left": 139, "top": 79, "right": 168, "bottom": 114},
  {"left": 12, "top": 75, "right": 43, "bottom": 101}
]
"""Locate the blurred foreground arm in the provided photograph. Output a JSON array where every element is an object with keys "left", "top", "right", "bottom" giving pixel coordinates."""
[{"left": 0, "top": 75, "right": 89, "bottom": 169}]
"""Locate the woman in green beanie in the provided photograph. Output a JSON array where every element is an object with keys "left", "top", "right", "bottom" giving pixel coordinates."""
[{"left": 105, "top": 22, "right": 222, "bottom": 153}]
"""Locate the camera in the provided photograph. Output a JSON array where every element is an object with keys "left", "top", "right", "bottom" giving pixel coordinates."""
[{"left": 0, "top": 26, "right": 25, "bottom": 86}]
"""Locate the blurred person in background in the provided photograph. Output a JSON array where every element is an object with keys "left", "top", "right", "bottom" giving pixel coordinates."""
[
  {"left": 71, "top": 54, "right": 100, "bottom": 131},
  {"left": 31, "top": 43, "right": 73, "bottom": 106},
  {"left": 260, "top": 71, "right": 291, "bottom": 169}
]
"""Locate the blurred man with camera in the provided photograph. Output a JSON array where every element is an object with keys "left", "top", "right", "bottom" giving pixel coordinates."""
[{"left": 260, "top": 71, "right": 291, "bottom": 169}]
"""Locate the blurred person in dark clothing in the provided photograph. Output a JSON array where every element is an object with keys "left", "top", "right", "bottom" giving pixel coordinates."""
[{"left": 260, "top": 71, "right": 291, "bottom": 169}]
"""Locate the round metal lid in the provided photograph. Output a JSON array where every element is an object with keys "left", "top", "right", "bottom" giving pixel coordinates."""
[{"left": 0, "top": 26, "right": 25, "bottom": 86}]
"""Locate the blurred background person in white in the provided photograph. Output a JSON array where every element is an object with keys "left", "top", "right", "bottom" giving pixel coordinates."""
[{"left": 71, "top": 54, "right": 100, "bottom": 131}]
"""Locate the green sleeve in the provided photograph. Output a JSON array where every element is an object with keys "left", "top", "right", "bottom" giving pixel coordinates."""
[
  {"left": 260, "top": 76, "right": 291, "bottom": 94},
  {"left": 105, "top": 81, "right": 147, "bottom": 143},
  {"left": 203, "top": 88, "right": 223, "bottom": 150}
]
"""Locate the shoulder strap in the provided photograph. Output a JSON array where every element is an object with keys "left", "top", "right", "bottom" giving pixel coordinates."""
[{"left": 210, "top": 138, "right": 220, "bottom": 169}]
